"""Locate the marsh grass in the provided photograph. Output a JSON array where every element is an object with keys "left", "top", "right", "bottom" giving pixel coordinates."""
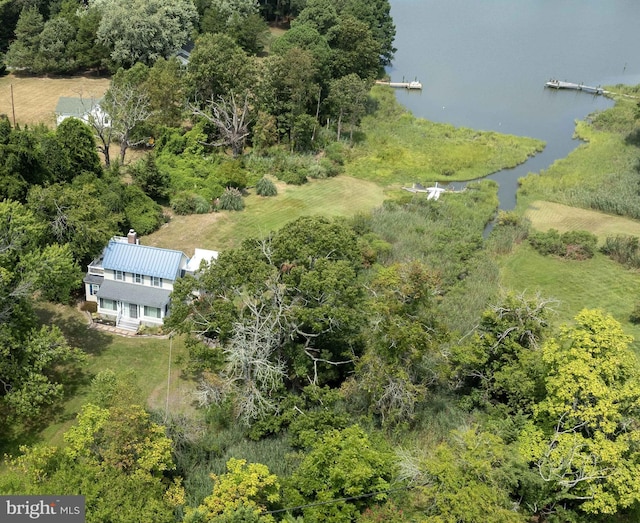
[
  {"left": 345, "top": 86, "right": 544, "bottom": 186},
  {"left": 518, "top": 91, "right": 640, "bottom": 220}
]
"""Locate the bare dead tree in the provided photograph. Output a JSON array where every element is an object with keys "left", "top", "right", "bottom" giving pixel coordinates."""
[
  {"left": 78, "top": 94, "right": 114, "bottom": 167},
  {"left": 189, "top": 92, "right": 251, "bottom": 157},
  {"left": 104, "top": 83, "right": 152, "bottom": 164},
  {"left": 195, "top": 281, "right": 289, "bottom": 424},
  {"left": 488, "top": 291, "right": 558, "bottom": 350}
]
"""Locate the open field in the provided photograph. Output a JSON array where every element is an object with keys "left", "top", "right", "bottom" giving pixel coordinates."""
[
  {"left": 500, "top": 244, "right": 640, "bottom": 351},
  {"left": 525, "top": 200, "right": 640, "bottom": 241},
  {"left": 0, "top": 74, "right": 110, "bottom": 126},
  {"left": 29, "top": 303, "right": 195, "bottom": 449},
  {"left": 144, "top": 176, "right": 386, "bottom": 253}
]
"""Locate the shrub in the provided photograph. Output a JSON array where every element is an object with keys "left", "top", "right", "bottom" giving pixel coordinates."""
[
  {"left": 561, "top": 230, "right": 598, "bottom": 259},
  {"left": 528, "top": 229, "right": 597, "bottom": 260},
  {"left": 217, "top": 159, "right": 248, "bottom": 189},
  {"left": 171, "top": 191, "right": 211, "bottom": 215},
  {"left": 324, "top": 141, "right": 346, "bottom": 166},
  {"left": 528, "top": 229, "right": 564, "bottom": 256},
  {"left": 275, "top": 166, "right": 307, "bottom": 185},
  {"left": 123, "top": 185, "right": 164, "bottom": 234},
  {"left": 307, "top": 161, "right": 328, "bottom": 179},
  {"left": 255, "top": 177, "right": 277, "bottom": 197},
  {"left": 81, "top": 301, "right": 98, "bottom": 313},
  {"left": 319, "top": 157, "right": 342, "bottom": 177},
  {"left": 601, "top": 235, "right": 640, "bottom": 268},
  {"left": 217, "top": 187, "right": 245, "bottom": 211},
  {"left": 129, "top": 153, "right": 170, "bottom": 201}
]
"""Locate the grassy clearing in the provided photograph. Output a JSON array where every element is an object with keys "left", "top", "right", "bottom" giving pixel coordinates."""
[
  {"left": 345, "top": 86, "right": 544, "bottom": 186},
  {"left": 30, "top": 303, "right": 195, "bottom": 448},
  {"left": 144, "top": 176, "right": 386, "bottom": 252},
  {"left": 499, "top": 244, "right": 640, "bottom": 351},
  {"left": 0, "top": 74, "right": 110, "bottom": 127},
  {"left": 525, "top": 200, "right": 640, "bottom": 241}
]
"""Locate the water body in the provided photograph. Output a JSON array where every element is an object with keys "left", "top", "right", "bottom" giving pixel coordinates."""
[{"left": 387, "top": 0, "right": 640, "bottom": 210}]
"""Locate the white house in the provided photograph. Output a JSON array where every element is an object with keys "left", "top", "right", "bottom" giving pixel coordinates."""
[
  {"left": 84, "top": 230, "right": 217, "bottom": 331},
  {"left": 55, "top": 97, "right": 110, "bottom": 127}
]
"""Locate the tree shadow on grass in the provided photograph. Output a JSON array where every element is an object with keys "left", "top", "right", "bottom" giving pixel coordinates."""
[
  {"left": 625, "top": 128, "right": 640, "bottom": 147},
  {"left": 34, "top": 303, "right": 112, "bottom": 356}
]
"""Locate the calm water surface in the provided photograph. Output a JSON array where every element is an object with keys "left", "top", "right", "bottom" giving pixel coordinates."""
[{"left": 388, "top": 0, "right": 640, "bottom": 209}]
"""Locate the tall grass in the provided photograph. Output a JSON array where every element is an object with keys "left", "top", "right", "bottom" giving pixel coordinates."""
[
  {"left": 346, "top": 87, "right": 544, "bottom": 186},
  {"left": 363, "top": 180, "right": 501, "bottom": 334}
]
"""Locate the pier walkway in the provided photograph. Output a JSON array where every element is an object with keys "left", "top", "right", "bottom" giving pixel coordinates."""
[
  {"left": 375, "top": 80, "right": 423, "bottom": 90},
  {"left": 545, "top": 79, "right": 607, "bottom": 95}
]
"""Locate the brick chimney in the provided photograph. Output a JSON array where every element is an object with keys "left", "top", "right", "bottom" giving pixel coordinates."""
[{"left": 127, "top": 229, "right": 138, "bottom": 244}]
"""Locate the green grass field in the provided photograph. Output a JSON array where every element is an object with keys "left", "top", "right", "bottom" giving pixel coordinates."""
[
  {"left": 500, "top": 244, "right": 640, "bottom": 351},
  {"left": 31, "top": 303, "right": 194, "bottom": 448},
  {"left": 145, "top": 176, "right": 386, "bottom": 252}
]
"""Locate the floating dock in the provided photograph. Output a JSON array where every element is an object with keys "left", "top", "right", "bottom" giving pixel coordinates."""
[
  {"left": 376, "top": 80, "right": 423, "bottom": 90},
  {"left": 545, "top": 79, "right": 607, "bottom": 95}
]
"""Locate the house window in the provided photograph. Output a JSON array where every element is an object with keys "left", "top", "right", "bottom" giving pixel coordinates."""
[
  {"left": 144, "top": 306, "right": 161, "bottom": 319},
  {"left": 151, "top": 276, "right": 163, "bottom": 288},
  {"left": 100, "top": 298, "right": 117, "bottom": 311},
  {"left": 134, "top": 273, "right": 144, "bottom": 284},
  {"left": 90, "top": 284, "right": 100, "bottom": 295},
  {"left": 115, "top": 270, "right": 125, "bottom": 281}
]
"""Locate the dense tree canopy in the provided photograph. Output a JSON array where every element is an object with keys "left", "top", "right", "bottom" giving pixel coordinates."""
[{"left": 95, "top": 0, "right": 198, "bottom": 68}]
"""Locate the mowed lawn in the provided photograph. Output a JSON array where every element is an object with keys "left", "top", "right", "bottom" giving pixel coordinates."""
[
  {"left": 506, "top": 200, "right": 640, "bottom": 350},
  {"left": 525, "top": 200, "right": 640, "bottom": 241},
  {"left": 32, "top": 303, "right": 195, "bottom": 448},
  {"left": 0, "top": 74, "right": 110, "bottom": 126},
  {"left": 145, "top": 176, "right": 387, "bottom": 253},
  {"left": 500, "top": 244, "right": 640, "bottom": 352}
]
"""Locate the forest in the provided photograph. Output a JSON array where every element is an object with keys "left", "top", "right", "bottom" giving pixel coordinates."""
[{"left": 2, "top": 0, "right": 640, "bottom": 522}]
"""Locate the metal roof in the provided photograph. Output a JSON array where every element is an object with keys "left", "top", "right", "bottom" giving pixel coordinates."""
[
  {"left": 97, "top": 280, "right": 171, "bottom": 308},
  {"left": 102, "top": 241, "right": 186, "bottom": 280},
  {"left": 55, "top": 96, "right": 99, "bottom": 116},
  {"left": 83, "top": 274, "right": 104, "bottom": 285}
]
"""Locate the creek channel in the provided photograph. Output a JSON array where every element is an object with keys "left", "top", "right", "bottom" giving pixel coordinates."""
[{"left": 387, "top": 0, "right": 640, "bottom": 213}]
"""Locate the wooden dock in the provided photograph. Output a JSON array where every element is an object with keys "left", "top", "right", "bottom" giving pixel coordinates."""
[
  {"left": 376, "top": 80, "right": 423, "bottom": 90},
  {"left": 545, "top": 79, "right": 607, "bottom": 95}
]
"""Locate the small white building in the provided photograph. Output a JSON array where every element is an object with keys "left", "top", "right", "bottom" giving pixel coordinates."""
[
  {"left": 84, "top": 230, "right": 217, "bottom": 332},
  {"left": 55, "top": 97, "right": 110, "bottom": 127}
]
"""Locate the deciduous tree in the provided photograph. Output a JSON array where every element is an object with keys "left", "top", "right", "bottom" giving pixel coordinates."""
[
  {"left": 184, "top": 458, "right": 280, "bottom": 522},
  {"left": 286, "top": 425, "right": 396, "bottom": 522},
  {"left": 95, "top": 0, "right": 197, "bottom": 67},
  {"left": 520, "top": 309, "right": 640, "bottom": 516},
  {"left": 399, "top": 426, "right": 527, "bottom": 523}
]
